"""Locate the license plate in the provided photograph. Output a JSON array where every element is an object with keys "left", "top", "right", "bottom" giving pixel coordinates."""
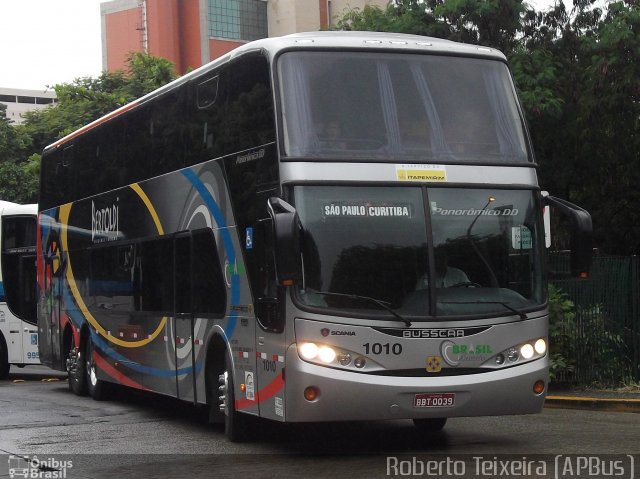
[{"left": 414, "top": 393, "right": 455, "bottom": 408}]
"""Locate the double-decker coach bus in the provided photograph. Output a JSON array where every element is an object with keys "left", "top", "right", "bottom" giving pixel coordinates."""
[
  {"left": 1, "top": 201, "right": 38, "bottom": 378},
  {"left": 37, "top": 31, "right": 591, "bottom": 441}
]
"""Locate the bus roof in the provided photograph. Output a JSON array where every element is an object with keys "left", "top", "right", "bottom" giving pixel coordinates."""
[
  {"left": 43, "top": 31, "right": 505, "bottom": 154},
  {"left": 0, "top": 202, "right": 37, "bottom": 217}
]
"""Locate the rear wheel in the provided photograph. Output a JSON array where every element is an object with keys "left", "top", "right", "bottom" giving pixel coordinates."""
[
  {"left": 68, "top": 338, "right": 87, "bottom": 395},
  {"left": 413, "top": 417, "right": 447, "bottom": 432},
  {"left": 219, "top": 354, "right": 250, "bottom": 442},
  {"left": 0, "top": 337, "right": 10, "bottom": 379},
  {"left": 85, "top": 334, "right": 108, "bottom": 400}
]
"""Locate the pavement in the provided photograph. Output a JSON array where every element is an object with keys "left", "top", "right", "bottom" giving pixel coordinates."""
[{"left": 545, "top": 387, "right": 640, "bottom": 413}]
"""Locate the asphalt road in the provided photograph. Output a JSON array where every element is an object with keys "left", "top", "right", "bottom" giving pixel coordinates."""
[{"left": 1, "top": 366, "right": 638, "bottom": 479}]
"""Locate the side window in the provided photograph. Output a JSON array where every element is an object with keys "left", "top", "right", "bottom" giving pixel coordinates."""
[
  {"left": 150, "top": 91, "right": 185, "bottom": 176},
  {"left": 174, "top": 234, "right": 191, "bottom": 313},
  {"left": 122, "top": 105, "right": 152, "bottom": 185},
  {"left": 89, "top": 244, "right": 135, "bottom": 313},
  {"left": 186, "top": 53, "right": 275, "bottom": 166},
  {"left": 224, "top": 54, "right": 275, "bottom": 153},
  {"left": 192, "top": 229, "right": 226, "bottom": 316},
  {"left": 140, "top": 237, "right": 174, "bottom": 312}
]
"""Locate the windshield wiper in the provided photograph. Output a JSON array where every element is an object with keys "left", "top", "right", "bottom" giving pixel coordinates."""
[
  {"left": 304, "top": 290, "right": 412, "bottom": 327},
  {"left": 441, "top": 301, "right": 527, "bottom": 320}
]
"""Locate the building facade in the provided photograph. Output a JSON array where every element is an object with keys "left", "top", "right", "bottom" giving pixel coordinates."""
[
  {"left": 0, "top": 87, "right": 57, "bottom": 125},
  {"left": 101, "top": 0, "right": 388, "bottom": 74}
]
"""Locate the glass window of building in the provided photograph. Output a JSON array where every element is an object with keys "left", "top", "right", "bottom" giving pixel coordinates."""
[{"left": 208, "top": 0, "right": 268, "bottom": 42}]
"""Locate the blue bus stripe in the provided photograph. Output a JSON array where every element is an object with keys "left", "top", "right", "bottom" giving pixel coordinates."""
[{"left": 180, "top": 168, "right": 240, "bottom": 341}]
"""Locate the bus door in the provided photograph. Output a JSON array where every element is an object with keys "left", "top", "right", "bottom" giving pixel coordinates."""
[
  {"left": 1, "top": 215, "right": 39, "bottom": 365},
  {"left": 2, "top": 251, "right": 38, "bottom": 364},
  {"left": 20, "top": 252, "right": 39, "bottom": 363},
  {"left": 174, "top": 233, "right": 196, "bottom": 402}
]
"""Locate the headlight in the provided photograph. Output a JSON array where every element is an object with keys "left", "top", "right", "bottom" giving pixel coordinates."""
[
  {"left": 299, "top": 342, "right": 319, "bottom": 360},
  {"left": 318, "top": 346, "right": 337, "bottom": 363},
  {"left": 298, "top": 342, "right": 336, "bottom": 364},
  {"left": 520, "top": 343, "right": 535, "bottom": 359},
  {"left": 296, "top": 341, "right": 379, "bottom": 371},
  {"left": 492, "top": 337, "right": 547, "bottom": 368},
  {"left": 534, "top": 338, "right": 547, "bottom": 355}
]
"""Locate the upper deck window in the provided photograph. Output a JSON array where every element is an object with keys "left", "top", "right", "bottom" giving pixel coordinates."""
[{"left": 278, "top": 51, "right": 529, "bottom": 164}]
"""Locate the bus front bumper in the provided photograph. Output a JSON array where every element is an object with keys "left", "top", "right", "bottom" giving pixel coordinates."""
[{"left": 283, "top": 347, "right": 548, "bottom": 422}]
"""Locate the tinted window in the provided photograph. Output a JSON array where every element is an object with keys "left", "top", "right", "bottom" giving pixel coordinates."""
[
  {"left": 192, "top": 229, "right": 226, "bottom": 315},
  {"left": 140, "top": 237, "right": 174, "bottom": 312},
  {"left": 1, "top": 216, "right": 37, "bottom": 322}
]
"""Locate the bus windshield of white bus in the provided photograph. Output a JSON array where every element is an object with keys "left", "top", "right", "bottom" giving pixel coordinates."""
[
  {"left": 278, "top": 51, "right": 529, "bottom": 163},
  {"left": 294, "top": 186, "right": 544, "bottom": 319}
]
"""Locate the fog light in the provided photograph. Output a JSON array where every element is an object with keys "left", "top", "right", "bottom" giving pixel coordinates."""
[
  {"left": 534, "top": 338, "right": 547, "bottom": 355},
  {"left": 299, "top": 342, "right": 318, "bottom": 360},
  {"left": 495, "top": 353, "right": 505, "bottom": 365},
  {"left": 533, "top": 380, "right": 545, "bottom": 395},
  {"left": 304, "top": 386, "right": 319, "bottom": 401},
  {"left": 318, "top": 346, "right": 336, "bottom": 363},
  {"left": 507, "top": 347, "right": 518, "bottom": 362},
  {"left": 338, "top": 352, "right": 352, "bottom": 366},
  {"left": 354, "top": 357, "right": 366, "bottom": 368},
  {"left": 521, "top": 343, "right": 535, "bottom": 359}
]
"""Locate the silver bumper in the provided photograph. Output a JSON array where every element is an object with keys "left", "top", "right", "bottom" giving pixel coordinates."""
[{"left": 284, "top": 345, "right": 548, "bottom": 422}]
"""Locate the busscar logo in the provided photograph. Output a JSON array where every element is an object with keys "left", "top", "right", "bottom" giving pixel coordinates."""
[{"left": 403, "top": 329, "right": 465, "bottom": 338}]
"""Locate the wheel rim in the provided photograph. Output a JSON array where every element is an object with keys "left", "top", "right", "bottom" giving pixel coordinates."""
[
  {"left": 218, "top": 370, "right": 229, "bottom": 416},
  {"left": 86, "top": 341, "right": 98, "bottom": 387}
]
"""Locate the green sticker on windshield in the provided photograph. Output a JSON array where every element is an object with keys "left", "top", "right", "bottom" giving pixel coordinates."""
[{"left": 512, "top": 226, "right": 532, "bottom": 250}]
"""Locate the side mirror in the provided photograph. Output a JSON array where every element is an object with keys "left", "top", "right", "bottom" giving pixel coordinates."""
[
  {"left": 543, "top": 195, "right": 593, "bottom": 278},
  {"left": 267, "top": 197, "right": 302, "bottom": 285}
]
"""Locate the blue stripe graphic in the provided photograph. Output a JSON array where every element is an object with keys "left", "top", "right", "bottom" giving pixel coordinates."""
[{"left": 181, "top": 168, "right": 240, "bottom": 340}]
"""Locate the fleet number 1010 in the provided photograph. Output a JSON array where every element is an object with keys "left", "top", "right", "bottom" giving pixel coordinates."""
[{"left": 363, "top": 342, "right": 402, "bottom": 355}]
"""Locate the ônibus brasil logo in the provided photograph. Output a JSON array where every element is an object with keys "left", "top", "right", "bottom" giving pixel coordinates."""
[{"left": 8, "top": 455, "right": 73, "bottom": 479}]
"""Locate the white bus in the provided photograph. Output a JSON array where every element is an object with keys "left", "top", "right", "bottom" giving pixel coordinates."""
[
  {"left": 1, "top": 201, "right": 39, "bottom": 378},
  {"left": 37, "top": 32, "right": 591, "bottom": 440}
]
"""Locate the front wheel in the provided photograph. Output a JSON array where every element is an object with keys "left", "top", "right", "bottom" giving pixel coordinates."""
[
  {"left": 413, "top": 417, "right": 447, "bottom": 432},
  {"left": 219, "top": 354, "right": 250, "bottom": 442},
  {"left": 85, "top": 334, "right": 109, "bottom": 400}
]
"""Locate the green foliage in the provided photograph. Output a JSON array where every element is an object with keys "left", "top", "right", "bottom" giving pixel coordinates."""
[
  {"left": 548, "top": 284, "right": 577, "bottom": 382},
  {"left": 0, "top": 161, "right": 38, "bottom": 204},
  {"left": 548, "top": 284, "right": 630, "bottom": 387}
]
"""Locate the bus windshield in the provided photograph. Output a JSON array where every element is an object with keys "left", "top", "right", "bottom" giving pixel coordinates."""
[
  {"left": 294, "top": 186, "right": 544, "bottom": 319},
  {"left": 278, "top": 51, "right": 529, "bottom": 163}
]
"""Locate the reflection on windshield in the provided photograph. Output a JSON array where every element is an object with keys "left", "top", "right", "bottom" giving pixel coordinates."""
[
  {"left": 279, "top": 52, "right": 529, "bottom": 163},
  {"left": 294, "top": 186, "right": 543, "bottom": 319}
]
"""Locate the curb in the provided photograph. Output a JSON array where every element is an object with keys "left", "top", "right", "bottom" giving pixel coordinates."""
[{"left": 545, "top": 395, "right": 640, "bottom": 413}]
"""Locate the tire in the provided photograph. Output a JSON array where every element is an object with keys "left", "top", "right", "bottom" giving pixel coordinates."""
[
  {"left": 413, "top": 417, "right": 447, "bottom": 432},
  {"left": 68, "top": 338, "right": 87, "bottom": 395},
  {"left": 0, "top": 337, "right": 10, "bottom": 379},
  {"left": 85, "top": 334, "right": 108, "bottom": 401},
  {"left": 219, "top": 354, "right": 250, "bottom": 442}
]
